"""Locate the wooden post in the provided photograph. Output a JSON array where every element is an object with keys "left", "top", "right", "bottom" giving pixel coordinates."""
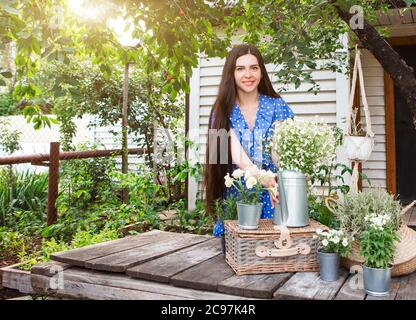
[
  {"left": 121, "top": 62, "right": 129, "bottom": 203},
  {"left": 47, "top": 142, "right": 60, "bottom": 226}
]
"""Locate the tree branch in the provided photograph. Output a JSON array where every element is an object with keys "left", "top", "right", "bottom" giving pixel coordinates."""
[{"left": 333, "top": 2, "right": 416, "bottom": 128}]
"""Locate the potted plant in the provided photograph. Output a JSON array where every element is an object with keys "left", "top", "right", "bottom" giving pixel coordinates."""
[
  {"left": 224, "top": 166, "right": 275, "bottom": 230},
  {"left": 332, "top": 189, "right": 416, "bottom": 278},
  {"left": 343, "top": 109, "right": 374, "bottom": 161},
  {"left": 214, "top": 195, "right": 237, "bottom": 254},
  {"left": 315, "top": 228, "right": 351, "bottom": 282},
  {"left": 269, "top": 117, "right": 337, "bottom": 227},
  {"left": 359, "top": 213, "right": 400, "bottom": 296}
]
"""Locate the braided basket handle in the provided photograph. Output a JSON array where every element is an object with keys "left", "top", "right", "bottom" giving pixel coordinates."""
[
  {"left": 345, "top": 45, "right": 375, "bottom": 138},
  {"left": 255, "top": 225, "right": 311, "bottom": 258}
]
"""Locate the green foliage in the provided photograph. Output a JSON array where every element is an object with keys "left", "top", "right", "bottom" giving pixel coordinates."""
[
  {"left": 57, "top": 143, "right": 119, "bottom": 210},
  {"left": 316, "top": 228, "right": 351, "bottom": 257},
  {"left": 172, "top": 199, "right": 214, "bottom": 234},
  {"left": 308, "top": 194, "right": 340, "bottom": 229},
  {"left": 337, "top": 188, "right": 402, "bottom": 241},
  {"left": 113, "top": 167, "right": 164, "bottom": 213},
  {"left": 0, "top": 169, "right": 48, "bottom": 228},
  {"left": 0, "top": 92, "right": 18, "bottom": 115},
  {"left": 214, "top": 194, "right": 238, "bottom": 222},
  {"left": 1, "top": 0, "right": 229, "bottom": 128},
  {"left": 0, "top": 118, "right": 21, "bottom": 154},
  {"left": 18, "top": 227, "right": 120, "bottom": 271},
  {"left": 0, "top": 228, "right": 28, "bottom": 259},
  {"left": 360, "top": 226, "right": 399, "bottom": 269}
]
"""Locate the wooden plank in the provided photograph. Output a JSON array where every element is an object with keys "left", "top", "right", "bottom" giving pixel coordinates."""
[
  {"left": 30, "top": 267, "right": 249, "bottom": 300},
  {"left": 30, "top": 273, "right": 188, "bottom": 300},
  {"left": 274, "top": 269, "right": 348, "bottom": 300},
  {"left": 126, "top": 238, "right": 222, "bottom": 283},
  {"left": 218, "top": 273, "right": 292, "bottom": 299},
  {"left": 366, "top": 277, "right": 401, "bottom": 300},
  {"left": 31, "top": 261, "right": 71, "bottom": 277},
  {"left": 170, "top": 255, "right": 235, "bottom": 291},
  {"left": 335, "top": 274, "right": 366, "bottom": 300},
  {"left": 1, "top": 263, "right": 35, "bottom": 294},
  {"left": 395, "top": 272, "right": 416, "bottom": 300},
  {"left": 51, "top": 230, "right": 176, "bottom": 267},
  {"left": 85, "top": 233, "right": 211, "bottom": 272}
]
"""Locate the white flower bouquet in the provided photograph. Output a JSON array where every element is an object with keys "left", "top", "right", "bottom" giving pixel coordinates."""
[
  {"left": 224, "top": 166, "right": 276, "bottom": 205},
  {"left": 316, "top": 228, "right": 351, "bottom": 257},
  {"left": 270, "top": 117, "right": 337, "bottom": 176}
]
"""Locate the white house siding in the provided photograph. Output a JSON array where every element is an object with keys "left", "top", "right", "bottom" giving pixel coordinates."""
[
  {"left": 188, "top": 52, "right": 350, "bottom": 210},
  {"left": 360, "top": 50, "right": 386, "bottom": 189}
]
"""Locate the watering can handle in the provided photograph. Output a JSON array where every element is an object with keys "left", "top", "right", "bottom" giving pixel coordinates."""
[{"left": 277, "top": 171, "right": 289, "bottom": 224}]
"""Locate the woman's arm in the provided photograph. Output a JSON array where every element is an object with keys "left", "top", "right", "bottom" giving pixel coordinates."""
[
  {"left": 230, "top": 129, "right": 278, "bottom": 206},
  {"left": 229, "top": 129, "right": 256, "bottom": 171}
]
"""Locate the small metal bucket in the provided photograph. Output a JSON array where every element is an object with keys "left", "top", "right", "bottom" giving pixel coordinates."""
[
  {"left": 273, "top": 170, "right": 309, "bottom": 227},
  {"left": 237, "top": 202, "right": 262, "bottom": 230},
  {"left": 362, "top": 265, "right": 391, "bottom": 296},
  {"left": 318, "top": 251, "right": 340, "bottom": 282}
]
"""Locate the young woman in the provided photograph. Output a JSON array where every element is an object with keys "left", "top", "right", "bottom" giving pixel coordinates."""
[{"left": 204, "top": 44, "right": 294, "bottom": 236}]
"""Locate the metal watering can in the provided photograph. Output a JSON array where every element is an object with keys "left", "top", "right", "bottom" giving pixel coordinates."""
[{"left": 273, "top": 170, "right": 309, "bottom": 227}]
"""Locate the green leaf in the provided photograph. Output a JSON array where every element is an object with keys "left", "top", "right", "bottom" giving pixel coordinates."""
[
  {"left": 1, "top": 71, "right": 13, "bottom": 78},
  {"left": 0, "top": 79, "right": 6, "bottom": 86}
]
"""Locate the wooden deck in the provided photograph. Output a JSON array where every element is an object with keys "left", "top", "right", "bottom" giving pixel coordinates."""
[{"left": 24, "top": 228, "right": 416, "bottom": 300}]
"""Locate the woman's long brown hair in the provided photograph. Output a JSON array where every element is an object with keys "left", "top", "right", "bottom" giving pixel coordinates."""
[{"left": 204, "top": 44, "right": 280, "bottom": 217}]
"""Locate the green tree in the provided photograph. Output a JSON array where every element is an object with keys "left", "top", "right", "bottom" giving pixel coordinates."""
[
  {"left": 0, "top": 0, "right": 230, "bottom": 127},
  {"left": 225, "top": 0, "right": 416, "bottom": 127}
]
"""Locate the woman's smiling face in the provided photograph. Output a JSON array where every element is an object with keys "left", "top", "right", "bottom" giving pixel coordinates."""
[{"left": 234, "top": 54, "right": 262, "bottom": 95}]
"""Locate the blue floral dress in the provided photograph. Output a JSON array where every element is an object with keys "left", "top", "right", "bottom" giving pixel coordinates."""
[{"left": 212, "top": 94, "right": 294, "bottom": 236}]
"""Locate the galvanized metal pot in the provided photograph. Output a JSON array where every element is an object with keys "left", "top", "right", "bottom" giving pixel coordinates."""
[
  {"left": 318, "top": 251, "right": 340, "bottom": 282},
  {"left": 273, "top": 170, "right": 309, "bottom": 227},
  {"left": 237, "top": 202, "right": 262, "bottom": 230},
  {"left": 362, "top": 265, "right": 392, "bottom": 296}
]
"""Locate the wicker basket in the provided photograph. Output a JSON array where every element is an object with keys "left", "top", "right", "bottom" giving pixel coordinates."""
[
  {"left": 342, "top": 224, "right": 416, "bottom": 277},
  {"left": 224, "top": 219, "right": 327, "bottom": 275}
]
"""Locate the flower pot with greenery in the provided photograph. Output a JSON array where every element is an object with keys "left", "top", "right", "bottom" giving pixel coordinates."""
[
  {"left": 333, "top": 189, "right": 407, "bottom": 274},
  {"left": 359, "top": 213, "right": 400, "bottom": 296},
  {"left": 224, "top": 167, "right": 275, "bottom": 230},
  {"left": 316, "top": 228, "right": 351, "bottom": 282},
  {"left": 270, "top": 117, "right": 337, "bottom": 227}
]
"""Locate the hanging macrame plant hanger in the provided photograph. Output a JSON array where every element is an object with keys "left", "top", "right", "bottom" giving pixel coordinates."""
[{"left": 344, "top": 45, "right": 375, "bottom": 193}]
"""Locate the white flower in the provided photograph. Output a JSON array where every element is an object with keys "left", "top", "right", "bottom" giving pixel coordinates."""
[
  {"left": 246, "top": 176, "right": 257, "bottom": 189},
  {"left": 259, "top": 169, "right": 276, "bottom": 182},
  {"left": 322, "top": 239, "right": 329, "bottom": 247},
  {"left": 224, "top": 173, "right": 234, "bottom": 188},
  {"left": 342, "top": 238, "right": 349, "bottom": 247},
  {"left": 331, "top": 236, "right": 340, "bottom": 244},
  {"left": 316, "top": 228, "right": 323, "bottom": 235},
  {"left": 232, "top": 169, "right": 244, "bottom": 179},
  {"left": 244, "top": 165, "right": 259, "bottom": 180}
]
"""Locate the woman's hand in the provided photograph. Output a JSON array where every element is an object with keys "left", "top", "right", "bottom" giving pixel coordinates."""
[{"left": 261, "top": 176, "right": 279, "bottom": 209}]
